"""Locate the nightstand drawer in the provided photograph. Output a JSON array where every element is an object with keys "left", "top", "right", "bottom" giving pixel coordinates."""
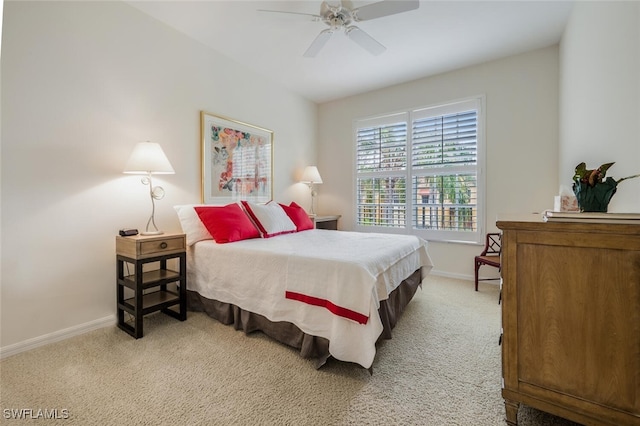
[
  {"left": 116, "top": 234, "right": 186, "bottom": 260},
  {"left": 139, "top": 237, "right": 184, "bottom": 256}
]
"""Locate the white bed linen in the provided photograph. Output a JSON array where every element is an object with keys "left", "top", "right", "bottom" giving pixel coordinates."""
[{"left": 188, "top": 229, "right": 433, "bottom": 368}]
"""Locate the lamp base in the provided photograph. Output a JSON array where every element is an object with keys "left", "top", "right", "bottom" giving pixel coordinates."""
[{"left": 141, "top": 230, "right": 164, "bottom": 236}]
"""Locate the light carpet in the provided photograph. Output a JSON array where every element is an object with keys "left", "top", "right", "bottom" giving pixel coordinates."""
[{"left": 0, "top": 276, "right": 580, "bottom": 425}]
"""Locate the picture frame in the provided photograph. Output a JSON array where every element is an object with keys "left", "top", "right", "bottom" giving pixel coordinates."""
[{"left": 201, "top": 111, "right": 273, "bottom": 204}]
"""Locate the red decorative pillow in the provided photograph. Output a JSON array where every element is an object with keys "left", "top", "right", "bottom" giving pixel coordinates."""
[
  {"left": 194, "top": 204, "right": 260, "bottom": 243},
  {"left": 241, "top": 201, "right": 297, "bottom": 238},
  {"left": 280, "top": 202, "right": 314, "bottom": 232}
]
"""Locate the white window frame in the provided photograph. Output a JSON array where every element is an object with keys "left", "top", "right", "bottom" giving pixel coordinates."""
[{"left": 353, "top": 96, "right": 486, "bottom": 244}]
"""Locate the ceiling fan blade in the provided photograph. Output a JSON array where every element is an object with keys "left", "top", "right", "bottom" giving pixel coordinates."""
[
  {"left": 320, "top": 1, "right": 333, "bottom": 16},
  {"left": 340, "top": 0, "right": 355, "bottom": 10},
  {"left": 353, "top": 0, "right": 419, "bottom": 21},
  {"left": 257, "top": 9, "right": 321, "bottom": 21},
  {"left": 304, "top": 29, "right": 334, "bottom": 58},
  {"left": 346, "top": 26, "right": 386, "bottom": 56}
]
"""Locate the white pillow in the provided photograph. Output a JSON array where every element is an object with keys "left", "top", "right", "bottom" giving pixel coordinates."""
[
  {"left": 241, "top": 201, "right": 297, "bottom": 238},
  {"left": 173, "top": 204, "right": 213, "bottom": 246}
]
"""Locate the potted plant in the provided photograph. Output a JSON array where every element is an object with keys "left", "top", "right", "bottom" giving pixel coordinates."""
[{"left": 572, "top": 162, "right": 640, "bottom": 212}]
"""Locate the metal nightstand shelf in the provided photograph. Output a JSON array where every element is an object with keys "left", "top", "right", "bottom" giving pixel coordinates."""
[{"left": 115, "top": 233, "right": 187, "bottom": 338}]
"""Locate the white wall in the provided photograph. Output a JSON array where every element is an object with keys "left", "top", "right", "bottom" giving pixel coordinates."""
[
  {"left": 317, "top": 46, "right": 560, "bottom": 278},
  {"left": 1, "top": 1, "right": 317, "bottom": 351},
  {"left": 559, "top": 1, "right": 640, "bottom": 212}
]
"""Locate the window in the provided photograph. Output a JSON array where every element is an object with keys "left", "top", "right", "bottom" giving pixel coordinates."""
[{"left": 354, "top": 97, "right": 484, "bottom": 243}]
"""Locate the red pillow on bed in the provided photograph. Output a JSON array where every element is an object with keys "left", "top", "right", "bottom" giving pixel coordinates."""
[
  {"left": 280, "top": 202, "right": 314, "bottom": 232},
  {"left": 194, "top": 204, "right": 260, "bottom": 243}
]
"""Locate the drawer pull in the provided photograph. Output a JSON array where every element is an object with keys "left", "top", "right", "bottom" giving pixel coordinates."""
[{"left": 160, "top": 242, "right": 168, "bottom": 249}]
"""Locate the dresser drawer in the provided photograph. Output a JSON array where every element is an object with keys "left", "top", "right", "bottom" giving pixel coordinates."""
[{"left": 116, "top": 234, "right": 186, "bottom": 260}]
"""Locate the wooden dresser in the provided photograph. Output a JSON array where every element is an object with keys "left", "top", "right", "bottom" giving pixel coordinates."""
[{"left": 496, "top": 215, "right": 640, "bottom": 426}]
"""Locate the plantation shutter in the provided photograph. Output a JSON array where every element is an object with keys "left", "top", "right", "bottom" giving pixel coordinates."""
[
  {"left": 411, "top": 110, "right": 477, "bottom": 169},
  {"left": 354, "top": 98, "right": 483, "bottom": 243},
  {"left": 411, "top": 102, "right": 479, "bottom": 234},
  {"left": 355, "top": 113, "right": 407, "bottom": 227}
]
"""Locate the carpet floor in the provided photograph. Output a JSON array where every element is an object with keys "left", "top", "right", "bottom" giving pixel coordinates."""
[{"left": 0, "top": 276, "right": 580, "bottom": 425}]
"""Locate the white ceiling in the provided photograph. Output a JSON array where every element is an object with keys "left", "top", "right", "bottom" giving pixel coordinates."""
[{"left": 128, "top": 1, "right": 574, "bottom": 103}]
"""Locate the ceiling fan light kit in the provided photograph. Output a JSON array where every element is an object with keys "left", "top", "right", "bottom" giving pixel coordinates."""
[{"left": 259, "top": 0, "right": 420, "bottom": 57}]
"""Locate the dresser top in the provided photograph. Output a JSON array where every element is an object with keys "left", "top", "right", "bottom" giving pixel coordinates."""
[{"left": 496, "top": 213, "right": 640, "bottom": 234}]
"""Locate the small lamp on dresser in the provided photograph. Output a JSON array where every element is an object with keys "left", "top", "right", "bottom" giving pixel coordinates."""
[
  {"left": 300, "top": 166, "right": 323, "bottom": 215},
  {"left": 123, "top": 141, "right": 175, "bottom": 235}
]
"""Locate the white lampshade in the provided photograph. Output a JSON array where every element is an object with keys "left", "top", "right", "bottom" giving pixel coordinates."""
[
  {"left": 301, "top": 166, "right": 323, "bottom": 184},
  {"left": 123, "top": 141, "right": 175, "bottom": 174}
]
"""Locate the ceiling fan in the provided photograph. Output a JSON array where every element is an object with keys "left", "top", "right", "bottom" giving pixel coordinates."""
[{"left": 258, "top": 0, "right": 420, "bottom": 57}]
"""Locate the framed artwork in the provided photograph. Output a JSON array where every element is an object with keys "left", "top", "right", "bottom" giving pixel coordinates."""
[{"left": 201, "top": 111, "right": 273, "bottom": 204}]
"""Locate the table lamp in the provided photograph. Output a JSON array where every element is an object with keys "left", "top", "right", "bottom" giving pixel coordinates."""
[
  {"left": 123, "top": 141, "right": 175, "bottom": 235},
  {"left": 301, "top": 166, "right": 323, "bottom": 215}
]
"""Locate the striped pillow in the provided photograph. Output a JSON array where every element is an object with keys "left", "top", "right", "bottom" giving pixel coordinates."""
[{"left": 241, "top": 201, "right": 297, "bottom": 238}]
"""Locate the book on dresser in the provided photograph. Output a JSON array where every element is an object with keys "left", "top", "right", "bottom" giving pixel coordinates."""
[{"left": 542, "top": 210, "right": 640, "bottom": 224}]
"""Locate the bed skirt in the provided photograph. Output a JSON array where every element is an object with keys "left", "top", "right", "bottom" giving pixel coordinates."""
[{"left": 186, "top": 269, "right": 423, "bottom": 369}]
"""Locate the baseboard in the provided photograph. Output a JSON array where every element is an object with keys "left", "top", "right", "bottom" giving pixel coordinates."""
[
  {"left": 429, "top": 269, "right": 473, "bottom": 281},
  {"left": 0, "top": 315, "right": 117, "bottom": 360},
  {"left": 429, "top": 269, "right": 500, "bottom": 285}
]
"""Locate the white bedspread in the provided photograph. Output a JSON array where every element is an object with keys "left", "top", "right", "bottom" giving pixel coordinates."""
[{"left": 188, "top": 230, "right": 433, "bottom": 368}]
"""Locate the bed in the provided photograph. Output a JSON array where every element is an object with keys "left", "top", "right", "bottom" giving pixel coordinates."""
[{"left": 175, "top": 202, "right": 433, "bottom": 369}]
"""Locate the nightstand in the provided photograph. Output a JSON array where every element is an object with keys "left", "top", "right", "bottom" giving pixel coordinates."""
[
  {"left": 314, "top": 215, "right": 341, "bottom": 230},
  {"left": 115, "top": 233, "right": 187, "bottom": 338}
]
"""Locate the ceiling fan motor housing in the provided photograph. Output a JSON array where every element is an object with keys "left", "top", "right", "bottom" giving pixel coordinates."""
[{"left": 323, "top": 6, "right": 354, "bottom": 29}]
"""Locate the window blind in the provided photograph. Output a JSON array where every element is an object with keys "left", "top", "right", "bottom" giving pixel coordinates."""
[
  {"left": 412, "top": 111, "right": 477, "bottom": 169},
  {"left": 357, "top": 177, "right": 406, "bottom": 227},
  {"left": 356, "top": 122, "right": 407, "bottom": 172},
  {"left": 412, "top": 174, "right": 477, "bottom": 231}
]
